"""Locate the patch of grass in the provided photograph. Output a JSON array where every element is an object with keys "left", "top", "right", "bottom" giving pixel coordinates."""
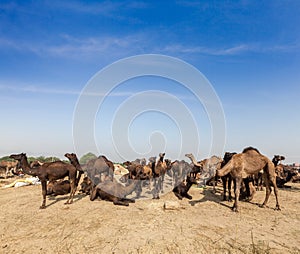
[{"left": 250, "top": 230, "right": 271, "bottom": 254}]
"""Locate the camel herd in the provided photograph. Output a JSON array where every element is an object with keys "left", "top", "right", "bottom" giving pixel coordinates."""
[{"left": 3, "top": 147, "right": 300, "bottom": 211}]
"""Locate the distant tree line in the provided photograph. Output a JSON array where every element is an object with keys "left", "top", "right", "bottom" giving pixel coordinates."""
[{"left": 0, "top": 152, "right": 98, "bottom": 164}]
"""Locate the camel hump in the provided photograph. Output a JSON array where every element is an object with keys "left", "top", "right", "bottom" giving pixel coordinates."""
[{"left": 242, "top": 146, "right": 260, "bottom": 154}]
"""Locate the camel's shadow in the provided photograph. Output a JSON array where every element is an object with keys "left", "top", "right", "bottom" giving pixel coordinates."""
[
  {"left": 188, "top": 187, "right": 260, "bottom": 210},
  {"left": 46, "top": 193, "right": 87, "bottom": 208}
]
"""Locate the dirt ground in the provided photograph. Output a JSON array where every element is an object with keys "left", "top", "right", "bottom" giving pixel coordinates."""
[{"left": 0, "top": 175, "right": 299, "bottom": 254}]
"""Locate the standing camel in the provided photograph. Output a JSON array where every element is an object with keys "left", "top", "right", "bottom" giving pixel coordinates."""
[
  {"left": 0, "top": 160, "right": 19, "bottom": 178},
  {"left": 9, "top": 153, "right": 79, "bottom": 209},
  {"left": 217, "top": 147, "right": 280, "bottom": 212},
  {"left": 64, "top": 153, "right": 84, "bottom": 186},
  {"left": 85, "top": 155, "right": 115, "bottom": 185},
  {"left": 152, "top": 153, "right": 168, "bottom": 198}
]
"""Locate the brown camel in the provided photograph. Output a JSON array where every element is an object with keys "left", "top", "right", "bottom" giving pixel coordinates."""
[
  {"left": 197, "top": 155, "right": 222, "bottom": 192},
  {"left": 217, "top": 147, "right": 280, "bottom": 212},
  {"left": 152, "top": 153, "right": 168, "bottom": 198},
  {"left": 220, "top": 152, "right": 237, "bottom": 201},
  {"left": 47, "top": 180, "right": 71, "bottom": 196},
  {"left": 170, "top": 160, "right": 192, "bottom": 185},
  {"left": 173, "top": 175, "right": 197, "bottom": 200},
  {"left": 90, "top": 178, "right": 141, "bottom": 206},
  {"left": 185, "top": 153, "right": 203, "bottom": 178},
  {"left": 9, "top": 153, "right": 78, "bottom": 209},
  {"left": 85, "top": 155, "right": 115, "bottom": 185},
  {"left": 64, "top": 153, "right": 85, "bottom": 186},
  {"left": 0, "top": 160, "right": 18, "bottom": 178}
]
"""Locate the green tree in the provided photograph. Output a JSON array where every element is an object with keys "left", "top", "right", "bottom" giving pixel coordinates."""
[{"left": 80, "top": 152, "right": 97, "bottom": 164}]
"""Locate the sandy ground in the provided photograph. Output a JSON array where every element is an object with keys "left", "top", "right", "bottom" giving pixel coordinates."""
[{"left": 0, "top": 175, "right": 299, "bottom": 254}]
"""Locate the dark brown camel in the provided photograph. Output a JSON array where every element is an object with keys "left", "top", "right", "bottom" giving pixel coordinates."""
[
  {"left": 64, "top": 153, "right": 85, "bottom": 186},
  {"left": 173, "top": 175, "right": 197, "bottom": 200},
  {"left": 47, "top": 180, "right": 71, "bottom": 196},
  {"left": 9, "top": 153, "right": 78, "bottom": 209},
  {"left": 217, "top": 147, "right": 280, "bottom": 212},
  {"left": 90, "top": 178, "right": 141, "bottom": 206},
  {"left": 220, "top": 152, "right": 237, "bottom": 201}
]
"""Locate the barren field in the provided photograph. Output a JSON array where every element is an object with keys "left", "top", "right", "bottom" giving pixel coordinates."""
[{"left": 0, "top": 176, "right": 299, "bottom": 254}]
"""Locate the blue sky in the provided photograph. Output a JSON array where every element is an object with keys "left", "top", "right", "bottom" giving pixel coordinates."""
[{"left": 0, "top": 1, "right": 299, "bottom": 163}]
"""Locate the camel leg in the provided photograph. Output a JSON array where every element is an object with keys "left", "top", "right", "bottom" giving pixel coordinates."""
[
  {"left": 269, "top": 174, "right": 281, "bottom": 210},
  {"left": 65, "top": 172, "right": 77, "bottom": 204},
  {"left": 40, "top": 180, "right": 47, "bottom": 209},
  {"left": 221, "top": 176, "right": 227, "bottom": 201},
  {"left": 232, "top": 177, "right": 242, "bottom": 212},
  {"left": 228, "top": 175, "right": 233, "bottom": 202},
  {"left": 120, "top": 198, "right": 135, "bottom": 203},
  {"left": 212, "top": 176, "right": 216, "bottom": 193},
  {"left": 174, "top": 192, "right": 183, "bottom": 200},
  {"left": 184, "top": 193, "right": 193, "bottom": 199},
  {"left": 90, "top": 186, "right": 98, "bottom": 201},
  {"left": 261, "top": 171, "right": 272, "bottom": 208},
  {"left": 113, "top": 198, "right": 129, "bottom": 206}
]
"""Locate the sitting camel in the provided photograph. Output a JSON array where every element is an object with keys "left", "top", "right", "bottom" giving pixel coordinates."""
[
  {"left": 47, "top": 180, "right": 71, "bottom": 196},
  {"left": 173, "top": 175, "right": 197, "bottom": 200},
  {"left": 217, "top": 147, "right": 280, "bottom": 212},
  {"left": 90, "top": 178, "right": 141, "bottom": 206},
  {"left": 9, "top": 153, "right": 79, "bottom": 209}
]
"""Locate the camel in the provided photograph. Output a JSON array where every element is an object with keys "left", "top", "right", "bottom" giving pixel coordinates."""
[
  {"left": 220, "top": 152, "right": 237, "bottom": 201},
  {"left": 186, "top": 154, "right": 222, "bottom": 192},
  {"left": 30, "top": 160, "right": 44, "bottom": 168},
  {"left": 0, "top": 160, "right": 19, "bottom": 178},
  {"left": 47, "top": 180, "right": 71, "bottom": 196},
  {"left": 272, "top": 155, "right": 285, "bottom": 166},
  {"left": 170, "top": 160, "right": 192, "bottom": 185},
  {"left": 173, "top": 175, "right": 197, "bottom": 200},
  {"left": 79, "top": 176, "right": 92, "bottom": 195},
  {"left": 217, "top": 147, "right": 280, "bottom": 212},
  {"left": 152, "top": 153, "right": 168, "bottom": 199},
  {"left": 185, "top": 153, "right": 203, "bottom": 178},
  {"left": 84, "top": 155, "right": 115, "bottom": 185},
  {"left": 64, "top": 153, "right": 85, "bottom": 186},
  {"left": 9, "top": 153, "right": 78, "bottom": 209},
  {"left": 90, "top": 178, "right": 141, "bottom": 206},
  {"left": 197, "top": 155, "right": 222, "bottom": 192}
]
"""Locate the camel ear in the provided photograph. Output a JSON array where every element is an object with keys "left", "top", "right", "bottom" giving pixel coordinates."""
[{"left": 22, "top": 153, "right": 26, "bottom": 156}]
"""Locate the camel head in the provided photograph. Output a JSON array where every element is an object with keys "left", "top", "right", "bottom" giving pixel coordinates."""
[
  {"left": 273, "top": 155, "right": 285, "bottom": 163},
  {"left": 148, "top": 157, "right": 156, "bottom": 163},
  {"left": 165, "top": 159, "right": 172, "bottom": 167},
  {"left": 159, "top": 153, "right": 165, "bottom": 158},
  {"left": 9, "top": 153, "right": 26, "bottom": 161},
  {"left": 185, "top": 153, "right": 193, "bottom": 159}
]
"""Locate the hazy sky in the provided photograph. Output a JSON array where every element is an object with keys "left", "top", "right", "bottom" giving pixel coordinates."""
[{"left": 0, "top": 1, "right": 299, "bottom": 163}]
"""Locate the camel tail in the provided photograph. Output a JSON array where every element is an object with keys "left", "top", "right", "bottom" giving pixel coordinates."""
[{"left": 217, "top": 159, "right": 233, "bottom": 177}]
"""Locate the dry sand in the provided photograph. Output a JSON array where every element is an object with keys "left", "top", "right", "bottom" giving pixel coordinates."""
[{"left": 0, "top": 176, "right": 299, "bottom": 254}]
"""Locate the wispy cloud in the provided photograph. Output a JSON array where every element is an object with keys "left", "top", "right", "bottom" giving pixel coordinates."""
[
  {"left": 160, "top": 43, "right": 300, "bottom": 56},
  {"left": 46, "top": 0, "right": 148, "bottom": 21},
  {"left": 161, "top": 44, "right": 251, "bottom": 55},
  {"left": 0, "top": 83, "right": 137, "bottom": 97},
  {"left": 1, "top": 32, "right": 299, "bottom": 60}
]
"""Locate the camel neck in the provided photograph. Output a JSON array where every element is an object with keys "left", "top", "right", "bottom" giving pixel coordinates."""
[{"left": 21, "top": 156, "right": 39, "bottom": 176}]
